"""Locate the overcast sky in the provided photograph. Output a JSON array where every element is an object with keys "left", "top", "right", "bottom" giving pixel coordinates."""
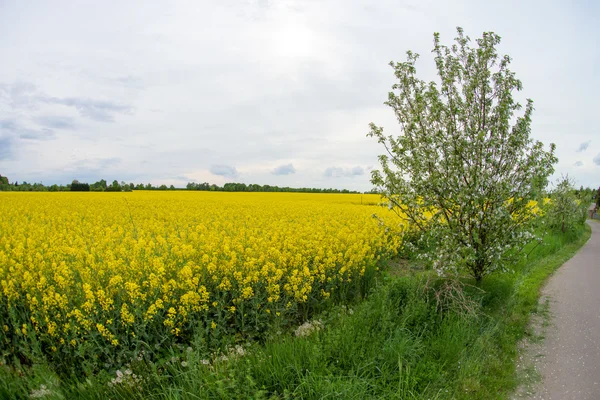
[{"left": 1, "top": 0, "right": 598, "bottom": 190}]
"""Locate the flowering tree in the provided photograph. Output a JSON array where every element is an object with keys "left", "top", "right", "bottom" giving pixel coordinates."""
[
  {"left": 547, "top": 176, "right": 588, "bottom": 233},
  {"left": 368, "top": 28, "right": 557, "bottom": 282}
]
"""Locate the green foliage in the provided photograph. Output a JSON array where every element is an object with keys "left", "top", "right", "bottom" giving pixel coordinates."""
[
  {"left": 0, "top": 181, "right": 63, "bottom": 192},
  {"left": 545, "top": 176, "right": 588, "bottom": 233},
  {"left": 368, "top": 28, "right": 557, "bottom": 281},
  {"left": 103, "top": 180, "right": 121, "bottom": 192},
  {"left": 0, "top": 175, "right": 8, "bottom": 185},
  {"left": 91, "top": 179, "right": 107, "bottom": 191},
  {"left": 70, "top": 180, "right": 90, "bottom": 192},
  {"left": 1, "top": 177, "right": 361, "bottom": 194},
  {"left": 186, "top": 181, "right": 360, "bottom": 193}
]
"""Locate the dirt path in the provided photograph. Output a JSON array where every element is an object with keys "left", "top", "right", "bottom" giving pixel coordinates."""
[{"left": 525, "top": 220, "right": 600, "bottom": 399}]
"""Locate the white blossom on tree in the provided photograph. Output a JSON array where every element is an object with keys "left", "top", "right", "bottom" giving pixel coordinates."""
[
  {"left": 547, "top": 176, "right": 587, "bottom": 233},
  {"left": 368, "top": 28, "right": 557, "bottom": 282}
]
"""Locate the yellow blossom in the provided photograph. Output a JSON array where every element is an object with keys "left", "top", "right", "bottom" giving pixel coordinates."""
[{"left": 0, "top": 191, "right": 404, "bottom": 359}]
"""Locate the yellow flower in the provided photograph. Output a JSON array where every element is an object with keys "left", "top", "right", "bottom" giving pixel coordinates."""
[
  {"left": 120, "top": 304, "right": 135, "bottom": 325},
  {"left": 0, "top": 191, "right": 403, "bottom": 357}
]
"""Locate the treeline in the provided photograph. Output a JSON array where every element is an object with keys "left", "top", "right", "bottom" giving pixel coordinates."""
[
  {"left": 0, "top": 175, "right": 71, "bottom": 192},
  {"left": 1, "top": 173, "right": 599, "bottom": 200},
  {"left": 186, "top": 182, "right": 361, "bottom": 193},
  {"left": 0, "top": 174, "right": 364, "bottom": 194},
  {"left": 0, "top": 178, "right": 172, "bottom": 192}
]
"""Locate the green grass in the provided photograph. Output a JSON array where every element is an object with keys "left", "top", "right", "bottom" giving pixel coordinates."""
[{"left": 0, "top": 224, "right": 591, "bottom": 399}]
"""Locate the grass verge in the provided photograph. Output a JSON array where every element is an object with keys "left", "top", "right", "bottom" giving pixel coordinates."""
[{"left": 0, "top": 224, "right": 591, "bottom": 399}]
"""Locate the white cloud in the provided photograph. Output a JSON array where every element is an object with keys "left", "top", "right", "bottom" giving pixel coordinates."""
[
  {"left": 324, "top": 166, "right": 365, "bottom": 178},
  {"left": 576, "top": 141, "right": 591, "bottom": 152},
  {"left": 272, "top": 164, "right": 296, "bottom": 175},
  {"left": 210, "top": 165, "right": 238, "bottom": 178}
]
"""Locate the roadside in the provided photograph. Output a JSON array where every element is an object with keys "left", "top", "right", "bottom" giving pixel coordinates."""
[{"left": 514, "top": 220, "right": 599, "bottom": 399}]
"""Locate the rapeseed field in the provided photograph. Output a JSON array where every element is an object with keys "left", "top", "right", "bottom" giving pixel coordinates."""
[{"left": 0, "top": 191, "right": 402, "bottom": 371}]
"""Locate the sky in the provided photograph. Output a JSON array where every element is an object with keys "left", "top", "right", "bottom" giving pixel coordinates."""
[{"left": 0, "top": 0, "right": 599, "bottom": 191}]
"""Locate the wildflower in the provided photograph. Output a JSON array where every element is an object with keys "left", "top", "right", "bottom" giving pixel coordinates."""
[
  {"left": 294, "top": 320, "right": 324, "bottom": 337},
  {"left": 29, "top": 384, "right": 52, "bottom": 398},
  {"left": 234, "top": 345, "right": 245, "bottom": 356}
]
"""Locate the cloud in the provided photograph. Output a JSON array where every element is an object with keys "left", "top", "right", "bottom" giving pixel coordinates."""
[
  {"left": 0, "top": 119, "right": 54, "bottom": 141},
  {"left": 574, "top": 161, "right": 584, "bottom": 167},
  {"left": 18, "top": 128, "right": 54, "bottom": 140},
  {"left": 0, "top": 119, "right": 18, "bottom": 131},
  {"left": 0, "top": 135, "right": 14, "bottom": 160},
  {"left": 350, "top": 166, "right": 364, "bottom": 176},
  {"left": 324, "top": 167, "right": 343, "bottom": 178},
  {"left": 42, "top": 96, "right": 131, "bottom": 122},
  {"left": 0, "top": 82, "right": 38, "bottom": 109},
  {"left": 0, "top": 81, "right": 131, "bottom": 123},
  {"left": 98, "top": 157, "right": 122, "bottom": 168},
  {"left": 114, "top": 75, "right": 144, "bottom": 89},
  {"left": 54, "top": 158, "right": 125, "bottom": 183},
  {"left": 69, "top": 157, "right": 121, "bottom": 169},
  {"left": 324, "top": 166, "right": 365, "bottom": 178},
  {"left": 594, "top": 153, "right": 600, "bottom": 166},
  {"left": 210, "top": 164, "right": 238, "bottom": 178},
  {"left": 576, "top": 141, "right": 591, "bottom": 152},
  {"left": 272, "top": 163, "right": 296, "bottom": 175},
  {"left": 34, "top": 116, "right": 76, "bottom": 130}
]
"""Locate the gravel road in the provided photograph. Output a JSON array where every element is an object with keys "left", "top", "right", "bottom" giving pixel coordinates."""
[{"left": 530, "top": 220, "right": 600, "bottom": 399}]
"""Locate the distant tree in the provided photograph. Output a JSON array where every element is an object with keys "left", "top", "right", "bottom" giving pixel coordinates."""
[
  {"left": 120, "top": 181, "right": 132, "bottom": 192},
  {"left": 547, "top": 176, "right": 587, "bottom": 232},
  {"left": 105, "top": 180, "right": 122, "bottom": 192},
  {"left": 368, "top": 28, "right": 557, "bottom": 281},
  {"left": 70, "top": 180, "right": 90, "bottom": 192},
  {"left": 0, "top": 175, "right": 8, "bottom": 185},
  {"left": 91, "top": 179, "right": 107, "bottom": 191}
]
